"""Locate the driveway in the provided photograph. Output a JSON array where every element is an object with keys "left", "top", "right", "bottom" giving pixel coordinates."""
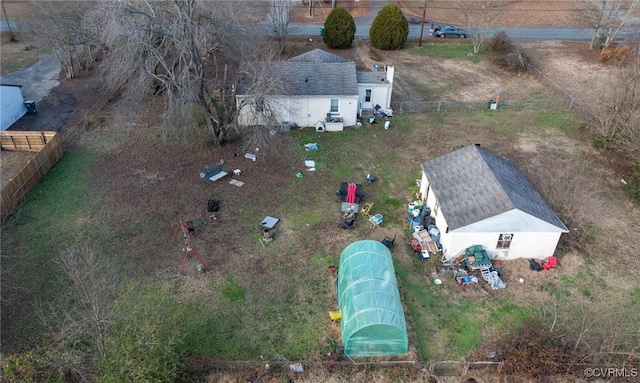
[{"left": 0, "top": 52, "right": 75, "bottom": 132}]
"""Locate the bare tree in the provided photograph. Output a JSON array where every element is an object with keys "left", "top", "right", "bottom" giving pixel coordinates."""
[
  {"left": 34, "top": 242, "right": 116, "bottom": 381},
  {"left": 575, "top": 0, "right": 640, "bottom": 50},
  {"left": 25, "top": 1, "right": 101, "bottom": 78},
  {"left": 267, "top": 0, "right": 294, "bottom": 53},
  {"left": 458, "top": 0, "right": 508, "bottom": 54},
  {"left": 585, "top": 59, "right": 640, "bottom": 167},
  {"left": 97, "top": 0, "right": 285, "bottom": 146}
]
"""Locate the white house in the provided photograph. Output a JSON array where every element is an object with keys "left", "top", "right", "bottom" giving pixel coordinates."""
[
  {"left": 0, "top": 84, "right": 27, "bottom": 131},
  {"left": 418, "top": 144, "right": 568, "bottom": 261},
  {"left": 235, "top": 49, "right": 394, "bottom": 130}
]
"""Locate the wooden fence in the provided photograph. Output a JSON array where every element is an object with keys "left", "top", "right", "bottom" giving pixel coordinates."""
[{"left": 1, "top": 131, "right": 64, "bottom": 223}]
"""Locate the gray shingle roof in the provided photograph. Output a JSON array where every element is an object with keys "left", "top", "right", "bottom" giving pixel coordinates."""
[
  {"left": 236, "top": 60, "right": 358, "bottom": 96},
  {"left": 285, "top": 48, "right": 352, "bottom": 63},
  {"left": 356, "top": 72, "right": 389, "bottom": 84},
  {"left": 420, "top": 145, "right": 568, "bottom": 231}
]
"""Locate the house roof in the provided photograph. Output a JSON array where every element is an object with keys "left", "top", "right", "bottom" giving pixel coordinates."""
[
  {"left": 420, "top": 145, "right": 568, "bottom": 231},
  {"left": 285, "top": 48, "right": 352, "bottom": 63},
  {"left": 236, "top": 51, "right": 359, "bottom": 96},
  {"left": 356, "top": 72, "right": 389, "bottom": 85}
]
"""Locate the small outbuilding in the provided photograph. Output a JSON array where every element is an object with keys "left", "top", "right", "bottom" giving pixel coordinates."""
[
  {"left": 336, "top": 240, "right": 408, "bottom": 357},
  {"left": 418, "top": 144, "right": 568, "bottom": 261},
  {"left": 0, "top": 84, "right": 27, "bottom": 131}
]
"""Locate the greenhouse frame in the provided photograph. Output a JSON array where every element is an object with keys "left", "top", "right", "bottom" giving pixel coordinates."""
[{"left": 337, "top": 240, "right": 408, "bottom": 356}]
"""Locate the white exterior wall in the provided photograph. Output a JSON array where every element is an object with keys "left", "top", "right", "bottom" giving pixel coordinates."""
[
  {"left": 445, "top": 231, "right": 563, "bottom": 261},
  {"left": 385, "top": 66, "right": 394, "bottom": 109},
  {"left": 236, "top": 95, "right": 358, "bottom": 128},
  {"left": 420, "top": 171, "right": 564, "bottom": 261},
  {"left": 358, "top": 84, "right": 390, "bottom": 110},
  {"left": 0, "top": 85, "right": 27, "bottom": 131}
]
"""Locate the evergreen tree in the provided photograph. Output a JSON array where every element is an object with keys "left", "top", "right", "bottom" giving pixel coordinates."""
[
  {"left": 323, "top": 7, "right": 356, "bottom": 49},
  {"left": 370, "top": 3, "right": 409, "bottom": 50}
]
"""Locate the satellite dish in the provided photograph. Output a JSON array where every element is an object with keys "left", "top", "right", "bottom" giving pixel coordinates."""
[{"left": 373, "top": 63, "right": 380, "bottom": 71}]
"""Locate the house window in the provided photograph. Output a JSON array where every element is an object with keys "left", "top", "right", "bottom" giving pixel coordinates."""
[
  {"left": 330, "top": 99, "right": 339, "bottom": 114},
  {"left": 433, "top": 200, "right": 439, "bottom": 217},
  {"left": 496, "top": 234, "right": 513, "bottom": 249},
  {"left": 365, "top": 89, "right": 372, "bottom": 102}
]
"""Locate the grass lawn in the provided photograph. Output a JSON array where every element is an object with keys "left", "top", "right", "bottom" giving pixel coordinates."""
[
  {"left": 2, "top": 106, "right": 581, "bottom": 364},
  {"left": 2, "top": 40, "right": 636, "bottom": 381}
]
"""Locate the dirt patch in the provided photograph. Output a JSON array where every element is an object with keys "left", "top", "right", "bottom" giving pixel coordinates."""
[{"left": 0, "top": 150, "right": 34, "bottom": 187}]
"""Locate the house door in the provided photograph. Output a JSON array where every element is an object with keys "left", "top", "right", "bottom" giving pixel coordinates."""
[{"left": 363, "top": 89, "right": 372, "bottom": 109}]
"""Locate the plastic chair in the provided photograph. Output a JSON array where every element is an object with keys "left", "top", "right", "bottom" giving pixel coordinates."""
[
  {"left": 381, "top": 234, "right": 396, "bottom": 248},
  {"left": 369, "top": 214, "right": 383, "bottom": 228}
]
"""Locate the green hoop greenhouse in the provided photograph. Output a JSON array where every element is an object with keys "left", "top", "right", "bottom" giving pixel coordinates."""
[{"left": 336, "top": 240, "right": 409, "bottom": 356}]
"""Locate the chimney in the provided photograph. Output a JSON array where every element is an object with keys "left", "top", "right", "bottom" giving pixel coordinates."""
[{"left": 385, "top": 65, "right": 395, "bottom": 109}]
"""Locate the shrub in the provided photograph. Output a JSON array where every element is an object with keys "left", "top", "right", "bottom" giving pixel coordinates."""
[
  {"left": 497, "top": 319, "right": 575, "bottom": 377},
  {"left": 323, "top": 7, "right": 356, "bottom": 49},
  {"left": 369, "top": 3, "right": 409, "bottom": 50},
  {"left": 488, "top": 31, "right": 534, "bottom": 74},
  {"left": 1, "top": 348, "right": 65, "bottom": 383},
  {"left": 598, "top": 44, "right": 633, "bottom": 64}
]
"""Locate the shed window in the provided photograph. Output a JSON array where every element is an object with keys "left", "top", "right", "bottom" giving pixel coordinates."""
[
  {"left": 330, "top": 99, "right": 339, "bottom": 114},
  {"left": 496, "top": 234, "right": 513, "bottom": 249}
]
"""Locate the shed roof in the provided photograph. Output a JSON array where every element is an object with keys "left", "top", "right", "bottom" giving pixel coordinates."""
[{"left": 421, "top": 145, "right": 568, "bottom": 231}]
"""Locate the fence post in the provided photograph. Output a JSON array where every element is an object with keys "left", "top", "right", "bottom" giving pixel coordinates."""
[{"left": 437, "top": 100, "right": 441, "bottom": 112}]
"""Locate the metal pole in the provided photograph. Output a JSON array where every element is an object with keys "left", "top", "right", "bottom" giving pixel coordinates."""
[
  {"left": 418, "top": 0, "right": 426, "bottom": 47},
  {"left": 1, "top": 0, "right": 16, "bottom": 42}
]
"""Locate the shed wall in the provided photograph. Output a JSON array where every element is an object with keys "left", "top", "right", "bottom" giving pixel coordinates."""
[{"left": 0, "top": 86, "right": 27, "bottom": 131}]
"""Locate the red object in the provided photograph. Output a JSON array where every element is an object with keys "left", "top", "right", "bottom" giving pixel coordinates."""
[
  {"left": 346, "top": 183, "right": 357, "bottom": 203},
  {"left": 548, "top": 256, "right": 557, "bottom": 268},
  {"left": 409, "top": 238, "right": 422, "bottom": 252},
  {"left": 172, "top": 219, "right": 208, "bottom": 275}
]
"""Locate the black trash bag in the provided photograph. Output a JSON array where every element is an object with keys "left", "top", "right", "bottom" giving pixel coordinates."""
[
  {"left": 529, "top": 259, "right": 543, "bottom": 272},
  {"left": 207, "top": 199, "right": 220, "bottom": 212}
]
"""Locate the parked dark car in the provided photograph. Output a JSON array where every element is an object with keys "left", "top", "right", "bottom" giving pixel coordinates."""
[{"left": 435, "top": 26, "right": 467, "bottom": 38}]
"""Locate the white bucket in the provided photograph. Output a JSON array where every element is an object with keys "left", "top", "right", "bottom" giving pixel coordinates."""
[
  {"left": 408, "top": 202, "right": 416, "bottom": 213},
  {"left": 414, "top": 225, "right": 423, "bottom": 233}
]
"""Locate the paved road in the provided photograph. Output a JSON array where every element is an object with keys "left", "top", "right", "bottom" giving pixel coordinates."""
[
  {"left": 0, "top": 19, "right": 19, "bottom": 32},
  {"left": 290, "top": 23, "right": 594, "bottom": 41}
]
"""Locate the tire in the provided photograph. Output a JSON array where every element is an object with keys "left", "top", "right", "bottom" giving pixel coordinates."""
[
  {"left": 440, "top": 34, "right": 445, "bottom": 38},
  {"left": 460, "top": 34, "right": 466, "bottom": 38}
]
